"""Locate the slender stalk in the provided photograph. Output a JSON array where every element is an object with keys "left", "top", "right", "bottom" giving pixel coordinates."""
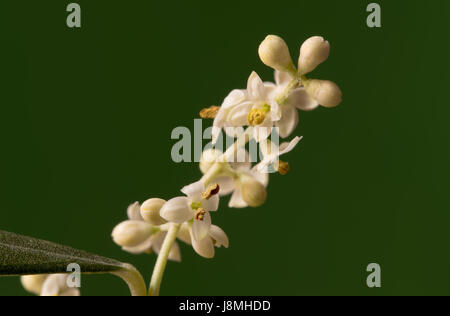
[
  {"left": 275, "top": 77, "right": 301, "bottom": 105},
  {"left": 148, "top": 223, "right": 181, "bottom": 296}
]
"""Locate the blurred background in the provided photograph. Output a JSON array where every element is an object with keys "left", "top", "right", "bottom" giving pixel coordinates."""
[{"left": 1, "top": 0, "right": 449, "bottom": 295}]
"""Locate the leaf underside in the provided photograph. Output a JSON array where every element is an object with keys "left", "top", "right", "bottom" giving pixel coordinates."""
[{"left": 0, "top": 230, "right": 125, "bottom": 276}]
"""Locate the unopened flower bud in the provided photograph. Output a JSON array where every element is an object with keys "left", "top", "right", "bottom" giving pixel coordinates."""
[
  {"left": 258, "top": 35, "right": 295, "bottom": 73},
  {"left": 21, "top": 275, "right": 47, "bottom": 295},
  {"left": 304, "top": 79, "right": 342, "bottom": 108},
  {"left": 240, "top": 174, "right": 267, "bottom": 207},
  {"left": 298, "top": 36, "right": 330, "bottom": 75},
  {"left": 200, "top": 149, "right": 222, "bottom": 174},
  {"left": 140, "top": 198, "right": 167, "bottom": 226},
  {"left": 112, "top": 220, "right": 154, "bottom": 248}
]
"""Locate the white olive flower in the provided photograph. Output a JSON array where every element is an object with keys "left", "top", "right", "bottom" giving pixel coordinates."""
[
  {"left": 244, "top": 71, "right": 283, "bottom": 142},
  {"left": 213, "top": 72, "right": 282, "bottom": 143},
  {"left": 298, "top": 36, "right": 330, "bottom": 75},
  {"left": 21, "top": 274, "right": 80, "bottom": 296},
  {"left": 200, "top": 148, "right": 268, "bottom": 208},
  {"left": 212, "top": 89, "right": 249, "bottom": 144},
  {"left": 265, "top": 71, "right": 320, "bottom": 138},
  {"left": 159, "top": 181, "right": 220, "bottom": 242},
  {"left": 112, "top": 202, "right": 181, "bottom": 261},
  {"left": 176, "top": 222, "right": 229, "bottom": 259},
  {"left": 257, "top": 136, "right": 303, "bottom": 173}
]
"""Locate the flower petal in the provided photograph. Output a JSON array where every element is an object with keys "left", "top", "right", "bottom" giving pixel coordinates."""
[
  {"left": 226, "top": 101, "right": 253, "bottom": 126},
  {"left": 168, "top": 241, "right": 182, "bottom": 262},
  {"left": 263, "top": 82, "right": 277, "bottom": 97},
  {"left": 228, "top": 188, "right": 248, "bottom": 208},
  {"left": 223, "top": 126, "right": 246, "bottom": 139},
  {"left": 150, "top": 231, "right": 166, "bottom": 254},
  {"left": 127, "top": 202, "right": 142, "bottom": 221},
  {"left": 211, "top": 125, "right": 222, "bottom": 145},
  {"left": 209, "top": 225, "right": 229, "bottom": 248},
  {"left": 202, "top": 194, "right": 219, "bottom": 212},
  {"left": 215, "top": 176, "right": 236, "bottom": 196},
  {"left": 159, "top": 197, "right": 193, "bottom": 224},
  {"left": 259, "top": 139, "right": 274, "bottom": 159},
  {"left": 122, "top": 235, "right": 154, "bottom": 254},
  {"left": 247, "top": 71, "right": 266, "bottom": 101},
  {"left": 21, "top": 275, "right": 47, "bottom": 295},
  {"left": 253, "top": 124, "right": 272, "bottom": 143},
  {"left": 192, "top": 211, "right": 212, "bottom": 241},
  {"left": 289, "top": 87, "right": 320, "bottom": 111},
  {"left": 190, "top": 228, "right": 215, "bottom": 259},
  {"left": 177, "top": 223, "right": 192, "bottom": 245},
  {"left": 275, "top": 70, "right": 292, "bottom": 87},
  {"left": 151, "top": 232, "right": 182, "bottom": 262},
  {"left": 222, "top": 89, "right": 247, "bottom": 109},
  {"left": 269, "top": 100, "right": 282, "bottom": 122},
  {"left": 276, "top": 105, "right": 299, "bottom": 138},
  {"left": 40, "top": 274, "right": 67, "bottom": 296},
  {"left": 279, "top": 136, "right": 303, "bottom": 155},
  {"left": 181, "top": 181, "right": 204, "bottom": 198}
]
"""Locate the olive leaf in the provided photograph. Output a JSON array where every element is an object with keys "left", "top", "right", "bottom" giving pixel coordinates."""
[{"left": 0, "top": 230, "right": 146, "bottom": 296}]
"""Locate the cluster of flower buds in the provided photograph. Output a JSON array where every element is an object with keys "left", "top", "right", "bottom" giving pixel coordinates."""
[
  {"left": 210, "top": 34, "right": 342, "bottom": 144},
  {"left": 112, "top": 34, "right": 342, "bottom": 265},
  {"left": 21, "top": 274, "right": 79, "bottom": 296},
  {"left": 112, "top": 182, "right": 229, "bottom": 259}
]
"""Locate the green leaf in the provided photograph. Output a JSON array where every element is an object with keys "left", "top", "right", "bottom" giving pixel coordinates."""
[{"left": 0, "top": 230, "right": 147, "bottom": 296}]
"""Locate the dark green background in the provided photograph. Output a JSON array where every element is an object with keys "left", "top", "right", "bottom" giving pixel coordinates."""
[{"left": 1, "top": 0, "right": 449, "bottom": 296}]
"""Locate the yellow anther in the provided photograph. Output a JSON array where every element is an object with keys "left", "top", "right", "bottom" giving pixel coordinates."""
[
  {"left": 200, "top": 106, "right": 220, "bottom": 119},
  {"left": 145, "top": 248, "right": 153, "bottom": 255},
  {"left": 277, "top": 160, "right": 290, "bottom": 175},
  {"left": 194, "top": 208, "right": 207, "bottom": 221},
  {"left": 247, "top": 105, "right": 270, "bottom": 126},
  {"left": 247, "top": 109, "right": 266, "bottom": 126},
  {"left": 201, "top": 183, "right": 220, "bottom": 200}
]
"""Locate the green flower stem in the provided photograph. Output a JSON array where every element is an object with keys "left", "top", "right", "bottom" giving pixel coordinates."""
[
  {"left": 275, "top": 77, "right": 301, "bottom": 105},
  {"left": 148, "top": 223, "right": 181, "bottom": 296}
]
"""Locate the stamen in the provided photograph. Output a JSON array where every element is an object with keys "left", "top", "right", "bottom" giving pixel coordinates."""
[
  {"left": 201, "top": 183, "right": 220, "bottom": 200},
  {"left": 277, "top": 160, "right": 290, "bottom": 175},
  {"left": 194, "top": 208, "right": 206, "bottom": 221},
  {"left": 200, "top": 106, "right": 220, "bottom": 119},
  {"left": 145, "top": 248, "right": 153, "bottom": 255},
  {"left": 247, "top": 108, "right": 266, "bottom": 126}
]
